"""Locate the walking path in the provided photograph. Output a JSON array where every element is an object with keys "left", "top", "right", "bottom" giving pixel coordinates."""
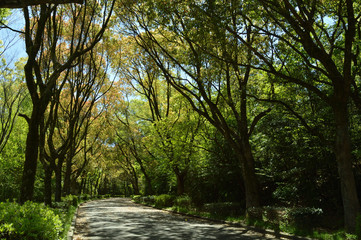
[{"left": 72, "top": 198, "right": 308, "bottom": 240}]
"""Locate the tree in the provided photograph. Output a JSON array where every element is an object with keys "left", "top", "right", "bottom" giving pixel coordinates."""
[
  {"left": 0, "top": 54, "right": 28, "bottom": 202},
  {"left": 116, "top": 0, "right": 271, "bottom": 208},
  {"left": 0, "top": 51, "right": 25, "bottom": 154},
  {"left": 199, "top": 0, "right": 360, "bottom": 232},
  {"left": 61, "top": 57, "right": 112, "bottom": 197},
  {"left": 112, "top": 108, "right": 154, "bottom": 195},
  {"left": 111, "top": 35, "right": 204, "bottom": 195},
  {"left": 19, "top": 0, "right": 114, "bottom": 203}
]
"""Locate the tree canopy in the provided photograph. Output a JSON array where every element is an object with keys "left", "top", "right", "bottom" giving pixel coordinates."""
[{"left": 0, "top": 0, "right": 360, "bottom": 235}]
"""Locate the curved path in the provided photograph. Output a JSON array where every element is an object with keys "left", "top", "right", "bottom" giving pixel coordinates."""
[{"left": 72, "top": 198, "right": 306, "bottom": 240}]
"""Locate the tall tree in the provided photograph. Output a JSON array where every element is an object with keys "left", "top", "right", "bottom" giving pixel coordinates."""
[
  {"left": 199, "top": 0, "right": 360, "bottom": 232},
  {"left": 117, "top": 0, "right": 270, "bottom": 208},
  {"left": 112, "top": 36, "right": 203, "bottom": 195},
  {"left": 19, "top": 0, "right": 114, "bottom": 203}
]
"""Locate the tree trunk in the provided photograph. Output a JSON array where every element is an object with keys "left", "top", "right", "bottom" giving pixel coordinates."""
[
  {"left": 238, "top": 51, "right": 260, "bottom": 209},
  {"left": 80, "top": 177, "right": 85, "bottom": 194},
  {"left": 43, "top": 164, "right": 53, "bottom": 206},
  {"left": 131, "top": 179, "right": 140, "bottom": 195},
  {"left": 239, "top": 140, "right": 260, "bottom": 209},
  {"left": 82, "top": 178, "right": 88, "bottom": 194},
  {"left": 175, "top": 172, "right": 186, "bottom": 196},
  {"left": 19, "top": 109, "right": 41, "bottom": 204},
  {"left": 143, "top": 173, "right": 153, "bottom": 195},
  {"left": 242, "top": 165, "right": 260, "bottom": 209},
  {"left": 132, "top": 175, "right": 140, "bottom": 195},
  {"left": 40, "top": 115, "right": 52, "bottom": 206},
  {"left": 54, "top": 165, "right": 62, "bottom": 202},
  {"left": 136, "top": 158, "right": 153, "bottom": 195},
  {"left": 63, "top": 156, "right": 72, "bottom": 196},
  {"left": 333, "top": 102, "right": 360, "bottom": 232},
  {"left": 90, "top": 178, "right": 93, "bottom": 196}
]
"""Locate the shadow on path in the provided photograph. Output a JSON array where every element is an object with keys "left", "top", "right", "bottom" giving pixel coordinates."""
[{"left": 73, "top": 198, "right": 309, "bottom": 240}]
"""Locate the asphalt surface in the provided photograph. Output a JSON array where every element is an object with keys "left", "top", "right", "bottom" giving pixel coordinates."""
[{"left": 72, "top": 198, "right": 307, "bottom": 240}]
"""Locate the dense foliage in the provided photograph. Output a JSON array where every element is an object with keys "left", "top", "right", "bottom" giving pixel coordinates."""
[
  {"left": 0, "top": 0, "right": 360, "bottom": 237},
  {"left": 0, "top": 201, "right": 62, "bottom": 240}
]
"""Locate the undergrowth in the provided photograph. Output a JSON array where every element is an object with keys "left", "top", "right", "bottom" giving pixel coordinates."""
[
  {"left": 132, "top": 194, "right": 359, "bottom": 240},
  {"left": 0, "top": 194, "right": 114, "bottom": 240}
]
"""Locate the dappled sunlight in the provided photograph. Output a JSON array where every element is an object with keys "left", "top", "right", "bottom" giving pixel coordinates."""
[{"left": 73, "top": 198, "right": 304, "bottom": 240}]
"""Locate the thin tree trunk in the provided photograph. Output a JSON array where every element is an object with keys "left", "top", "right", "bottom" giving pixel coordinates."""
[
  {"left": 137, "top": 160, "right": 153, "bottom": 195},
  {"left": 40, "top": 114, "right": 52, "bottom": 206},
  {"left": 90, "top": 178, "right": 93, "bottom": 197},
  {"left": 131, "top": 180, "right": 140, "bottom": 195},
  {"left": 63, "top": 154, "right": 72, "bottom": 196},
  {"left": 54, "top": 165, "right": 62, "bottom": 202},
  {"left": 80, "top": 177, "right": 85, "bottom": 194},
  {"left": 130, "top": 169, "right": 140, "bottom": 195},
  {"left": 43, "top": 164, "right": 53, "bottom": 206}
]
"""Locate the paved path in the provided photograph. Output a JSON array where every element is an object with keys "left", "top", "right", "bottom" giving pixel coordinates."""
[{"left": 72, "top": 198, "right": 306, "bottom": 240}]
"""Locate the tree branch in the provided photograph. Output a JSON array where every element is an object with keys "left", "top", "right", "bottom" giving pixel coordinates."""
[
  {"left": 248, "top": 108, "right": 271, "bottom": 137},
  {"left": 19, "top": 113, "right": 30, "bottom": 125},
  {"left": 0, "top": 0, "right": 83, "bottom": 8}
]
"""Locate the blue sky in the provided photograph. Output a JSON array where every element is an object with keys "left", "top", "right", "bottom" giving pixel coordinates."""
[{"left": 1, "top": 9, "right": 26, "bottom": 68}]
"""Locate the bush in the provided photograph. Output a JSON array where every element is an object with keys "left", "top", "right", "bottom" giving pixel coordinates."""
[
  {"left": 58, "top": 205, "right": 77, "bottom": 240},
  {"left": 62, "top": 194, "right": 79, "bottom": 207},
  {"left": 141, "top": 195, "right": 156, "bottom": 205},
  {"left": 287, "top": 207, "right": 323, "bottom": 229},
  {"left": 0, "top": 201, "right": 63, "bottom": 240},
  {"left": 174, "top": 195, "right": 192, "bottom": 208},
  {"left": 154, "top": 194, "right": 175, "bottom": 208},
  {"left": 203, "top": 202, "right": 242, "bottom": 217},
  {"left": 79, "top": 194, "right": 91, "bottom": 201},
  {"left": 132, "top": 195, "right": 142, "bottom": 203},
  {"left": 246, "top": 206, "right": 323, "bottom": 231},
  {"left": 246, "top": 207, "right": 263, "bottom": 221}
]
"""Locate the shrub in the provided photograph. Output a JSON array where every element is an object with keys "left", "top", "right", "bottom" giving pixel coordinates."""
[
  {"left": 80, "top": 194, "right": 91, "bottom": 201},
  {"left": 287, "top": 207, "right": 323, "bottom": 229},
  {"left": 263, "top": 206, "right": 282, "bottom": 224},
  {"left": 142, "top": 195, "right": 156, "bottom": 205},
  {"left": 246, "top": 207, "right": 263, "bottom": 221},
  {"left": 132, "top": 195, "right": 142, "bottom": 203},
  {"left": 58, "top": 205, "right": 77, "bottom": 240},
  {"left": 174, "top": 195, "right": 192, "bottom": 208},
  {"left": 62, "top": 194, "right": 79, "bottom": 207},
  {"left": 154, "top": 194, "right": 175, "bottom": 208},
  {"left": 0, "top": 201, "right": 63, "bottom": 240},
  {"left": 104, "top": 194, "right": 111, "bottom": 198},
  {"left": 203, "top": 202, "right": 242, "bottom": 217}
]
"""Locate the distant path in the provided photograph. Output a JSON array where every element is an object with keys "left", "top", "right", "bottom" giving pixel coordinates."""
[{"left": 72, "top": 198, "right": 306, "bottom": 240}]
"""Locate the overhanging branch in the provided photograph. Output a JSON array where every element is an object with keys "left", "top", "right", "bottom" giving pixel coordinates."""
[{"left": 0, "top": 0, "right": 83, "bottom": 8}]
